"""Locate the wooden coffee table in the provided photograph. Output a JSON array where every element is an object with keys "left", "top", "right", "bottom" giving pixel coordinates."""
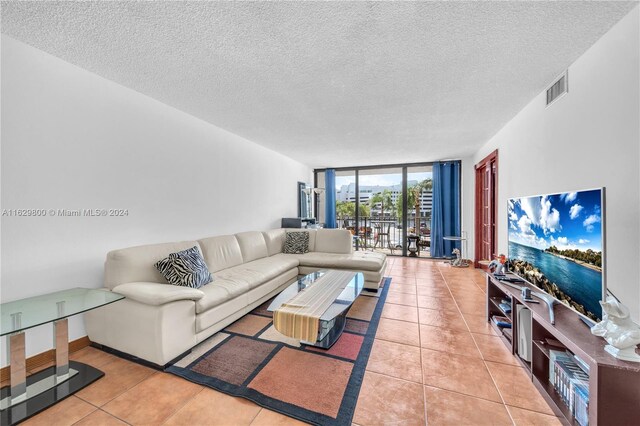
[{"left": 268, "top": 270, "right": 364, "bottom": 348}]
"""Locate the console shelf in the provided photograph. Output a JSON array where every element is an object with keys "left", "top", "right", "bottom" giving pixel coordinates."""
[{"left": 486, "top": 274, "right": 640, "bottom": 425}]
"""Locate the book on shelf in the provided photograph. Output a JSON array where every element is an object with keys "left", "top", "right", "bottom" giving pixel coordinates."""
[
  {"left": 574, "top": 382, "right": 590, "bottom": 426},
  {"left": 556, "top": 359, "right": 589, "bottom": 413},
  {"left": 550, "top": 350, "right": 590, "bottom": 424},
  {"left": 572, "top": 354, "right": 590, "bottom": 375},
  {"left": 491, "top": 315, "right": 511, "bottom": 328},
  {"left": 549, "top": 349, "right": 572, "bottom": 383},
  {"left": 498, "top": 302, "right": 512, "bottom": 314},
  {"left": 553, "top": 360, "right": 568, "bottom": 406}
]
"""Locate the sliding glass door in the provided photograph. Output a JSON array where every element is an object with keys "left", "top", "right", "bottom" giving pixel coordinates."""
[
  {"left": 406, "top": 165, "right": 433, "bottom": 258},
  {"left": 334, "top": 170, "right": 357, "bottom": 235},
  {"left": 356, "top": 168, "right": 403, "bottom": 255},
  {"left": 314, "top": 162, "right": 458, "bottom": 258}
]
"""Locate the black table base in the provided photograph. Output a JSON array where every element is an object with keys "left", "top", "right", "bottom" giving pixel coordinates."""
[
  {"left": 308, "top": 312, "right": 348, "bottom": 349},
  {"left": 1, "top": 361, "right": 103, "bottom": 425}
]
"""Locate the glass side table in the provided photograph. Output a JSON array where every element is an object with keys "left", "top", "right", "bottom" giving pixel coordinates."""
[
  {"left": 1, "top": 288, "right": 124, "bottom": 424},
  {"left": 444, "top": 232, "right": 469, "bottom": 267}
]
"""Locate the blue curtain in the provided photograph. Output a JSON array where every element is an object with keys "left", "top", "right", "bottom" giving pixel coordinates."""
[
  {"left": 325, "top": 169, "right": 337, "bottom": 228},
  {"left": 430, "top": 161, "right": 461, "bottom": 258}
]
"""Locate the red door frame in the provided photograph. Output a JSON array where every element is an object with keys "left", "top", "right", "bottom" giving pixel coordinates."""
[{"left": 474, "top": 150, "right": 498, "bottom": 269}]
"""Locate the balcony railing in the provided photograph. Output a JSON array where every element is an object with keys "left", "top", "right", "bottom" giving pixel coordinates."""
[{"left": 336, "top": 216, "right": 431, "bottom": 257}]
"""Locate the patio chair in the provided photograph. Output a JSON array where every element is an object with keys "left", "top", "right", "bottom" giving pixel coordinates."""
[{"left": 374, "top": 222, "right": 391, "bottom": 250}]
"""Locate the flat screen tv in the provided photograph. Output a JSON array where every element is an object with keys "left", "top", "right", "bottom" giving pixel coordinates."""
[{"left": 507, "top": 188, "right": 605, "bottom": 322}]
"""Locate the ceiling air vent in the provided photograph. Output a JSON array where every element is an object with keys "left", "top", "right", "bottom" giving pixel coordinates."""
[{"left": 546, "top": 71, "right": 568, "bottom": 107}]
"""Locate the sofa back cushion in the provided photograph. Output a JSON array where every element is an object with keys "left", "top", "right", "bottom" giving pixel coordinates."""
[
  {"left": 235, "top": 231, "right": 269, "bottom": 263},
  {"left": 104, "top": 240, "right": 200, "bottom": 289},
  {"left": 198, "top": 235, "right": 244, "bottom": 273},
  {"left": 314, "top": 229, "right": 353, "bottom": 254},
  {"left": 262, "top": 228, "right": 286, "bottom": 256}
]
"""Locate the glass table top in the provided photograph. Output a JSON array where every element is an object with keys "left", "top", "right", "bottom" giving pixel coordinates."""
[
  {"left": 267, "top": 270, "right": 364, "bottom": 321},
  {"left": 1, "top": 288, "right": 124, "bottom": 336}
]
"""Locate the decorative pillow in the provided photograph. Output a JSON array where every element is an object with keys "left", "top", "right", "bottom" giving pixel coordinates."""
[
  {"left": 283, "top": 231, "right": 310, "bottom": 254},
  {"left": 155, "top": 246, "right": 213, "bottom": 289}
]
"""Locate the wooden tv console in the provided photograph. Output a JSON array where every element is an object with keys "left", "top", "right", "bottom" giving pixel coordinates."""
[{"left": 486, "top": 274, "right": 640, "bottom": 425}]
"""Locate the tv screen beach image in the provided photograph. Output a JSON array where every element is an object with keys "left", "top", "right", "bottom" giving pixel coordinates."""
[{"left": 507, "top": 189, "right": 603, "bottom": 321}]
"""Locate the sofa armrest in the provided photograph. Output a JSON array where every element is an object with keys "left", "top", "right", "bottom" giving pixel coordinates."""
[{"left": 112, "top": 282, "right": 204, "bottom": 306}]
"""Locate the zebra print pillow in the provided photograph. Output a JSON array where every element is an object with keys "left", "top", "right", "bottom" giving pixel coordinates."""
[
  {"left": 283, "top": 231, "right": 310, "bottom": 254},
  {"left": 155, "top": 246, "right": 213, "bottom": 289}
]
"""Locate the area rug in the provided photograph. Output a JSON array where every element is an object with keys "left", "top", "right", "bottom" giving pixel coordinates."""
[{"left": 166, "top": 277, "right": 391, "bottom": 426}]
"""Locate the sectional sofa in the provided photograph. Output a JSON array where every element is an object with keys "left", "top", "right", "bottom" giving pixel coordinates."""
[{"left": 85, "top": 228, "right": 387, "bottom": 366}]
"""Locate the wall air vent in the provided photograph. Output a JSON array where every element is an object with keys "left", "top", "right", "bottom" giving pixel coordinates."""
[{"left": 546, "top": 71, "right": 568, "bottom": 107}]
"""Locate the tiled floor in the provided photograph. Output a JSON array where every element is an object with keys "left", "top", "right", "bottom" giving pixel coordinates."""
[{"left": 24, "top": 258, "right": 561, "bottom": 425}]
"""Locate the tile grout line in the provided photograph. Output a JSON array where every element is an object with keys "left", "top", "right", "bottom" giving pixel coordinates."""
[
  {"left": 381, "top": 297, "right": 520, "bottom": 365},
  {"left": 387, "top": 265, "right": 558, "bottom": 419},
  {"left": 68, "top": 405, "right": 133, "bottom": 426},
  {"left": 78, "top": 369, "right": 160, "bottom": 411},
  {"left": 53, "top": 261, "right": 548, "bottom": 426},
  {"left": 364, "top": 351, "right": 424, "bottom": 386},
  {"left": 437, "top": 265, "right": 517, "bottom": 426},
  {"left": 414, "top": 273, "right": 429, "bottom": 426},
  {"left": 98, "top": 408, "right": 133, "bottom": 426},
  {"left": 382, "top": 270, "right": 428, "bottom": 425},
  {"left": 386, "top": 289, "right": 419, "bottom": 296},
  {"left": 160, "top": 385, "right": 207, "bottom": 425},
  {"left": 67, "top": 349, "right": 135, "bottom": 425},
  {"left": 65, "top": 400, "right": 99, "bottom": 426},
  {"left": 98, "top": 370, "right": 164, "bottom": 421},
  {"left": 247, "top": 406, "right": 264, "bottom": 425}
]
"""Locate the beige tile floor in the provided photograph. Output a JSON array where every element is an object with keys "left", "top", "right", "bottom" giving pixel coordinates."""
[{"left": 24, "top": 258, "right": 562, "bottom": 425}]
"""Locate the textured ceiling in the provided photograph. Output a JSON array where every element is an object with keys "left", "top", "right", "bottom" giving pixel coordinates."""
[{"left": 1, "top": 1, "right": 637, "bottom": 168}]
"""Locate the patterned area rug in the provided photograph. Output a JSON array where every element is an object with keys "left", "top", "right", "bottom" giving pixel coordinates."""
[{"left": 166, "top": 277, "right": 391, "bottom": 426}]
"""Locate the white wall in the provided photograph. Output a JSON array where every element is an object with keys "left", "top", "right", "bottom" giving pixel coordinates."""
[
  {"left": 0, "top": 36, "right": 311, "bottom": 365},
  {"left": 464, "top": 7, "right": 640, "bottom": 321},
  {"left": 461, "top": 156, "right": 476, "bottom": 260}
]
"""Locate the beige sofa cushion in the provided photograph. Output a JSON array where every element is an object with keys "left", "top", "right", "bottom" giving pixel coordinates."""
[
  {"left": 214, "top": 266, "right": 267, "bottom": 290},
  {"left": 242, "top": 254, "right": 299, "bottom": 281},
  {"left": 198, "top": 235, "right": 243, "bottom": 273},
  {"left": 196, "top": 269, "right": 297, "bottom": 333},
  {"left": 196, "top": 294, "right": 249, "bottom": 333},
  {"left": 195, "top": 279, "right": 251, "bottom": 314},
  {"left": 235, "top": 231, "right": 269, "bottom": 262},
  {"left": 314, "top": 229, "right": 352, "bottom": 254},
  {"left": 262, "top": 228, "right": 285, "bottom": 256},
  {"left": 294, "top": 251, "right": 385, "bottom": 272},
  {"left": 213, "top": 255, "right": 298, "bottom": 290},
  {"left": 104, "top": 241, "right": 200, "bottom": 290}
]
